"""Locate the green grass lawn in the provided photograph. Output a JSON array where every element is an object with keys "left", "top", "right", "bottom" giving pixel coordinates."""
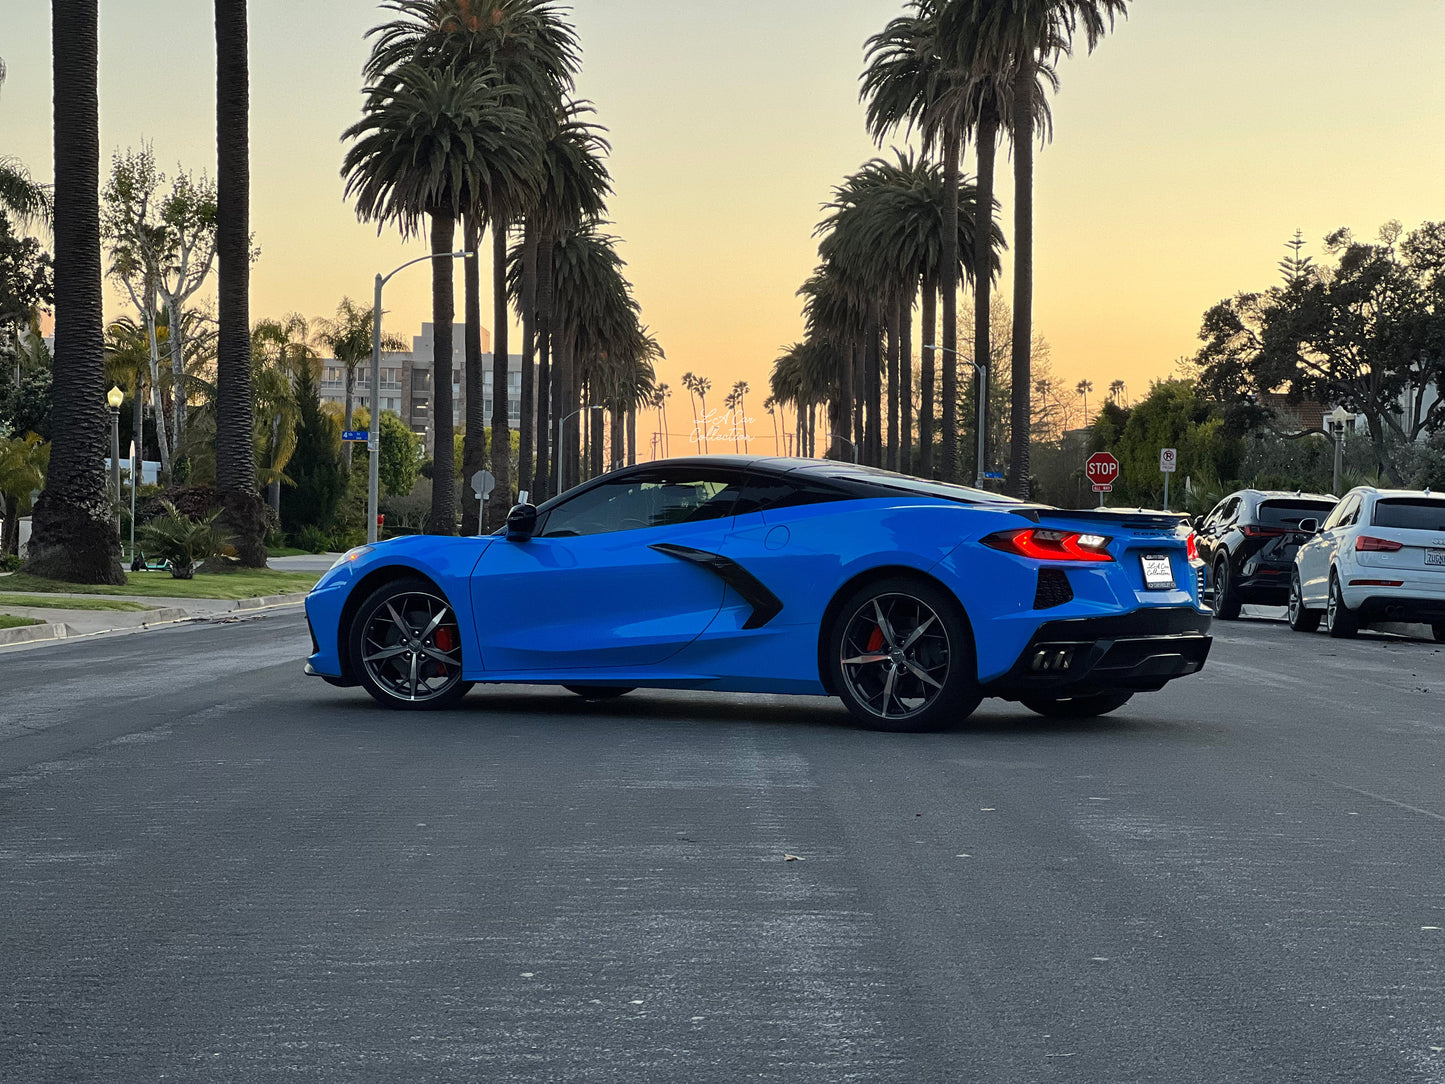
[
  {"left": 0, "top": 594, "right": 155, "bottom": 612},
  {"left": 0, "top": 614, "right": 44, "bottom": 629},
  {"left": 266, "top": 546, "right": 311, "bottom": 558},
  {"left": 0, "top": 568, "right": 320, "bottom": 601}
]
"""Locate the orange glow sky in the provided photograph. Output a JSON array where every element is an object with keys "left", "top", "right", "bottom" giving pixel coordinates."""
[{"left": 4, "top": 1, "right": 1444, "bottom": 411}]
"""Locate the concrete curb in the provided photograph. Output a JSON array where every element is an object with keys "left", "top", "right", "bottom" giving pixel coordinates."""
[
  {"left": 0, "top": 621, "right": 70, "bottom": 646},
  {"left": 232, "top": 592, "right": 309, "bottom": 611}
]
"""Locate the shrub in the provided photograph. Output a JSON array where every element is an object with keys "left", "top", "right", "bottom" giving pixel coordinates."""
[
  {"left": 292, "top": 524, "right": 329, "bottom": 554},
  {"left": 0, "top": 552, "right": 21, "bottom": 573},
  {"left": 136, "top": 500, "right": 229, "bottom": 579}
]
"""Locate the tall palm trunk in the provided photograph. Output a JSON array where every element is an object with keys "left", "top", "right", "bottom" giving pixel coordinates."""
[
  {"left": 974, "top": 98, "right": 999, "bottom": 488},
  {"left": 865, "top": 307, "right": 882, "bottom": 466},
  {"left": 886, "top": 304, "right": 899, "bottom": 471},
  {"left": 213, "top": 0, "right": 264, "bottom": 565},
  {"left": 609, "top": 404, "right": 624, "bottom": 469},
  {"left": 555, "top": 324, "right": 575, "bottom": 492},
  {"left": 899, "top": 288, "right": 913, "bottom": 473},
  {"left": 852, "top": 338, "right": 864, "bottom": 457},
  {"left": 919, "top": 279, "right": 936, "bottom": 478},
  {"left": 342, "top": 363, "right": 356, "bottom": 466},
  {"left": 517, "top": 223, "right": 538, "bottom": 498},
  {"left": 1007, "top": 61, "right": 1034, "bottom": 500},
  {"left": 837, "top": 335, "right": 854, "bottom": 460},
  {"left": 26, "top": 0, "right": 123, "bottom": 583},
  {"left": 532, "top": 231, "right": 554, "bottom": 499},
  {"left": 460, "top": 215, "right": 486, "bottom": 536},
  {"left": 426, "top": 211, "right": 458, "bottom": 535},
  {"left": 940, "top": 128, "right": 961, "bottom": 481},
  {"left": 488, "top": 219, "right": 513, "bottom": 527}
]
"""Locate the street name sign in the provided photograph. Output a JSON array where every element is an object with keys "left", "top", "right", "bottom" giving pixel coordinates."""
[{"left": 342, "top": 430, "right": 368, "bottom": 442}]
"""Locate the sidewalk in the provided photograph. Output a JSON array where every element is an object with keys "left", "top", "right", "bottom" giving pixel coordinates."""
[{"left": 0, "top": 552, "right": 331, "bottom": 649}]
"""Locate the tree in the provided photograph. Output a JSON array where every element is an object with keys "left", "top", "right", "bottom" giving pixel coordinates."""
[
  {"left": 1196, "top": 222, "right": 1445, "bottom": 482},
  {"left": 377, "top": 410, "right": 423, "bottom": 497},
  {"left": 0, "top": 212, "right": 53, "bottom": 338},
  {"left": 280, "top": 361, "right": 346, "bottom": 538},
  {"left": 0, "top": 158, "right": 53, "bottom": 232},
  {"left": 315, "top": 297, "right": 404, "bottom": 466},
  {"left": 343, "top": 59, "right": 543, "bottom": 534},
  {"left": 1076, "top": 378, "right": 1093, "bottom": 423},
  {"left": 25, "top": 0, "right": 122, "bottom": 584},
  {"left": 0, "top": 433, "right": 48, "bottom": 556}
]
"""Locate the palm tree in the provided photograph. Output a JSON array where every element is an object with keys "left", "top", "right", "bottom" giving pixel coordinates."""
[
  {"left": 0, "top": 157, "right": 53, "bottom": 231},
  {"left": 1076, "top": 378, "right": 1093, "bottom": 424},
  {"left": 213, "top": 0, "right": 267, "bottom": 565},
  {"left": 315, "top": 297, "right": 404, "bottom": 466},
  {"left": 1108, "top": 378, "right": 1126, "bottom": 406},
  {"left": 250, "top": 317, "right": 315, "bottom": 514},
  {"left": 944, "top": 0, "right": 1129, "bottom": 497},
  {"left": 652, "top": 382, "right": 671, "bottom": 457},
  {"left": 25, "top": 1, "right": 121, "bottom": 583},
  {"left": 342, "top": 60, "right": 541, "bottom": 534}
]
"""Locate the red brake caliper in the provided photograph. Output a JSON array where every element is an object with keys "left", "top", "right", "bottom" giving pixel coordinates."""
[
  {"left": 866, "top": 626, "right": 885, "bottom": 653},
  {"left": 428, "top": 626, "right": 457, "bottom": 677}
]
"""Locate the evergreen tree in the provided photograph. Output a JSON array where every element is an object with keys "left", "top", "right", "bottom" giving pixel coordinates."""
[{"left": 280, "top": 362, "right": 346, "bottom": 537}]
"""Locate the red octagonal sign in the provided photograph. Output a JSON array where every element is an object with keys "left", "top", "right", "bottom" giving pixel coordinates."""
[{"left": 1086, "top": 451, "right": 1120, "bottom": 491}]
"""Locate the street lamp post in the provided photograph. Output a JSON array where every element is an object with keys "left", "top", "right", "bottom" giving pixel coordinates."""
[
  {"left": 936, "top": 345, "right": 988, "bottom": 488},
  {"left": 1327, "top": 405, "right": 1356, "bottom": 497},
  {"left": 830, "top": 434, "right": 858, "bottom": 463},
  {"left": 554, "top": 405, "right": 603, "bottom": 498},
  {"left": 106, "top": 386, "right": 123, "bottom": 544},
  {"left": 367, "top": 250, "right": 472, "bottom": 545}
]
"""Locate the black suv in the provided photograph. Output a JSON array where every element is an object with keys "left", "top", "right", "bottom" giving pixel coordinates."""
[{"left": 1195, "top": 489, "right": 1338, "bottom": 619}]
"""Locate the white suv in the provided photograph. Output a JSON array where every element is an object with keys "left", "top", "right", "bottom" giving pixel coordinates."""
[{"left": 1288, "top": 486, "right": 1445, "bottom": 640}]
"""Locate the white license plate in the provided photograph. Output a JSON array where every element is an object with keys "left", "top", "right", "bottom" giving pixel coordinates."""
[
  {"left": 1141, "top": 553, "right": 1175, "bottom": 590},
  {"left": 1427, "top": 548, "right": 1445, "bottom": 567}
]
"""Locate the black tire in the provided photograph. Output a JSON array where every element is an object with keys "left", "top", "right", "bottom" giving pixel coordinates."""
[
  {"left": 1020, "top": 691, "right": 1133, "bottom": 718},
  {"left": 564, "top": 685, "right": 634, "bottom": 700},
  {"left": 1287, "top": 571, "right": 1320, "bottom": 633},
  {"left": 826, "top": 575, "right": 981, "bottom": 733},
  {"left": 1432, "top": 623, "right": 1445, "bottom": 644},
  {"left": 1325, "top": 572, "right": 1359, "bottom": 639},
  {"left": 1211, "top": 558, "right": 1242, "bottom": 620},
  {"left": 348, "top": 576, "right": 473, "bottom": 710}
]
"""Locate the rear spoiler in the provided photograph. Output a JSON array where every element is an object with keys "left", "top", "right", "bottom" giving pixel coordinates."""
[{"left": 1010, "top": 505, "right": 1189, "bottom": 532}]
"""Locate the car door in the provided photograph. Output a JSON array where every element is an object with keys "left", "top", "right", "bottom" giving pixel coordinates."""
[
  {"left": 470, "top": 465, "right": 750, "bottom": 672},
  {"left": 1201, "top": 497, "right": 1239, "bottom": 580},
  {"left": 1304, "top": 493, "right": 1359, "bottom": 603}
]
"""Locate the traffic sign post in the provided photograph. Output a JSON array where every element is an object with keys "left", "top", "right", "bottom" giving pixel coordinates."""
[
  {"left": 1159, "top": 447, "right": 1177, "bottom": 510},
  {"left": 471, "top": 470, "right": 496, "bottom": 536},
  {"left": 1085, "top": 452, "right": 1120, "bottom": 507}
]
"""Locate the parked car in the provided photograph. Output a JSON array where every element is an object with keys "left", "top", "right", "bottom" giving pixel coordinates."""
[
  {"left": 1195, "top": 489, "right": 1338, "bottom": 619},
  {"left": 304, "top": 456, "right": 1213, "bottom": 731},
  {"left": 1289, "top": 486, "right": 1445, "bottom": 640}
]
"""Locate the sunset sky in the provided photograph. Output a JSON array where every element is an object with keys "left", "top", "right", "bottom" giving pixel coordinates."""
[{"left": 4, "top": 1, "right": 1444, "bottom": 414}]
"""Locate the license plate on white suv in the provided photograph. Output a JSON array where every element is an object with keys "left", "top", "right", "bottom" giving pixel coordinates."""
[
  {"left": 1427, "top": 548, "right": 1445, "bottom": 567},
  {"left": 1141, "top": 553, "right": 1175, "bottom": 590}
]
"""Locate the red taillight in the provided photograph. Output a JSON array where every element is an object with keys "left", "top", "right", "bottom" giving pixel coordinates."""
[
  {"left": 1185, "top": 532, "right": 1199, "bottom": 561},
  {"left": 1355, "top": 536, "right": 1403, "bottom": 552},
  {"left": 982, "top": 528, "right": 1114, "bottom": 563}
]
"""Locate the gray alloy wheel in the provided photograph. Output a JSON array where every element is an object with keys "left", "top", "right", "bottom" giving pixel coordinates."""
[
  {"left": 829, "top": 577, "right": 981, "bottom": 733},
  {"left": 1287, "top": 571, "right": 1320, "bottom": 633},
  {"left": 1211, "top": 559, "right": 1241, "bottom": 620},
  {"left": 1020, "top": 691, "right": 1133, "bottom": 719},
  {"left": 1325, "top": 571, "right": 1359, "bottom": 639},
  {"left": 349, "top": 578, "right": 472, "bottom": 709}
]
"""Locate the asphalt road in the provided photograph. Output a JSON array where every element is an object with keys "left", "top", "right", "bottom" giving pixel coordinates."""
[{"left": 1, "top": 610, "right": 1441, "bottom": 1083}]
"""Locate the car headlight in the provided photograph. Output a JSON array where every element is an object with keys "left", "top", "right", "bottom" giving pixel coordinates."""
[{"left": 328, "top": 545, "right": 374, "bottom": 572}]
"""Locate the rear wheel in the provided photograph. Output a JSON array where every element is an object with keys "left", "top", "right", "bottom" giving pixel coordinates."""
[
  {"left": 1020, "top": 691, "right": 1133, "bottom": 718},
  {"left": 564, "top": 686, "right": 634, "bottom": 700},
  {"left": 348, "top": 577, "right": 473, "bottom": 710},
  {"left": 827, "top": 576, "right": 981, "bottom": 733},
  {"left": 1287, "top": 571, "right": 1320, "bottom": 632},
  {"left": 1325, "top": 572, "right": 1359, "bottom": 639},
  {"left": 1211, "top": 558, "right": 1242, "bottom": 620}
]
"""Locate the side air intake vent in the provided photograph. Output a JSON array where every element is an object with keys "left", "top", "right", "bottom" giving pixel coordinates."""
[{"left": 1034, "top": 568, "right": 1073, "bottom": 609}]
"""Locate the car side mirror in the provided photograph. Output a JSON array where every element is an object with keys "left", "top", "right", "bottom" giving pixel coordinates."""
[
  {"left": 505, "top": 503, "right": 538, "bottom": 541},
  {"left": 1192, "top": 516, "right": 1204, "bottom": 531},
  {"left": 1297, "top": 517, "right": 1319, "bottom": 535}
]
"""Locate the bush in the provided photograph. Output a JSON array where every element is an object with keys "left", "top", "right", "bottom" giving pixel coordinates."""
[
  {"left": 136, "top": 500, "right": 229, "bottom": 579},
  {"left": 0, "top": 552, "right": 21, "bottom": 573},
  {"left": 291, "top": 524, "right": 329, "bottom": 554}
]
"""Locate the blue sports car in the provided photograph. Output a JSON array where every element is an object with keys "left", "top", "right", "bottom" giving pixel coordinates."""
[{"left": 303, "top": 456, "right": 1212, "bottom": 731}]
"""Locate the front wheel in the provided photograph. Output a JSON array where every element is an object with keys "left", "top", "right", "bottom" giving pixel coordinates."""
[
  {"left": 1325, "top": 572, "right": 1359, "bottom": 639},
  {"left": 1287, "top": 571, "right": 1320, "bottom": 632},
  {"left": 1020, "top": 691, "right": 1133, "bottom": 718},
  {"left": 348, "top": 577, "right": 473, "bottom": 709},
  {"left": 827, "top": 576, "right": 981, "bottom": 733}
]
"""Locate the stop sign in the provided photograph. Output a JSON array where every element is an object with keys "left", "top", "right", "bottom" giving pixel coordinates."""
[{"left": 1086, "top": 451, "right": 1120, "bottom": 491}]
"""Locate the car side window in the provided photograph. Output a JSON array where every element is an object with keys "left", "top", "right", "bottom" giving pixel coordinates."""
[
  {"left": 732, "top": 473, "right": 848, "bottom": 518},
  {"left": 1217, "top": 497, "right": 1241, "bottom": 526},
  {"left": 1203, "top": 499, "right": 1229, "bottom": 530},
  {"left": 537, "top": 469, "right": 749, "bottom": 538},
  {"left": 1323, "top": 495, "right": 1359, "bottom": 530}
]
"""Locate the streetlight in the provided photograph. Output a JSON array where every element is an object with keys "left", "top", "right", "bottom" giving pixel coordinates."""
[
  {"left": 106, "top": 385, "right": 123, "bottom": 544},
  {"left": 1327, "top": 405, "right": 1356, "bottom": 497},
  {"left": 830, "top": 434, "right": 858, "bottom": 463},
  {"left": 935, "top": 345, "right": 989, "bottom": 488},
  {"left": 555, "top": 405, "right": 603, "bottom": 498},
  {"left": 367, "top": 249, "right": 473, "bottom": 544}
]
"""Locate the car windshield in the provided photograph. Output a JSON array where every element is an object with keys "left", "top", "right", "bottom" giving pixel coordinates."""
[
  {"left": 1257, "top": 499, "right": 1336, "bottom": 529},
  {"left": 1370, "top": 498, "right": 1445, "bottom": 531},
  {"left": 797, "top": 463, "right": 1021, "bottom": 504}
]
